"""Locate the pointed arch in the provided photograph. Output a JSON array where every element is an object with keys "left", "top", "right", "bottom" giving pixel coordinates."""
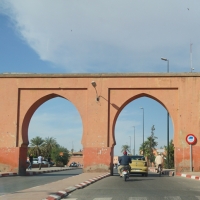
[
  {"left": 112, "top": 93, "right": 172, "bottom": 148},
  {"left": 21, "top": 93, "right": 65, "bottom": 147}
]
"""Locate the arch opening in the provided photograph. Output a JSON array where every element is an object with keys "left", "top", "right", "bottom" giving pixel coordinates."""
[
  {"left": 21, "top": 94, "right": 83, "bottom": 172},
  {"left": 113, "top": 95, "right": 174, "bottom": 171}
]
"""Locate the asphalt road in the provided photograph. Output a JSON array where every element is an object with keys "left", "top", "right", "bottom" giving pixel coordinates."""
[
  {"left": 68, "top": 170, "right": 200, "bottom": 200},
  {"left": 0, "top": 168, "right": 82, "bottom": 196}
]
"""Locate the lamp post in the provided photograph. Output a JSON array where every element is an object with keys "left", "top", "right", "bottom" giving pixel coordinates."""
[
  {"left": 161, "top": 57, "right": 169, "bottom": 72},
  {"left": 140, "top": 107, "right": 144, "bottom": 155},
  {"left": 129, "top": 136, "right": 131, "bottom": 155},
  {"left": 91, "top": 81, "right": 100, "bottom": 101},
  {"left": 133, "top": 126, "right": 135, "bottom": 155},
  {"left": 161, "top": 57, "right": 170, "bottom": 169}
]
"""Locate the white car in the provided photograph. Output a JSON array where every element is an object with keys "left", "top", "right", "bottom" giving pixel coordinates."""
[
  {"left": 32, "top": 158, "right": 48, "bottom": 165},
  {"left": 33, "top": 158, "right": 38, "bottom": 164}
]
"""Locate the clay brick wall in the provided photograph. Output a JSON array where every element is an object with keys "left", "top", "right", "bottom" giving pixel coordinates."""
[{"left": 0, "top": 73, "right": 200, "bottom": 174}]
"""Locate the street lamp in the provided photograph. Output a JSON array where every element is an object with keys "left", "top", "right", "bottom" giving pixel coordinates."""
[
  {"left": 91, "top": 81, "right": 100, "bottom": 101},
  {"left": 129, "top": 136, "right": 131, "bottom": 155},
  {"left": 133, "top": 126, "right": 135, "bottom": 155},
  {"left": 161, "top": 57, "right": 170, "bottom": 169},
  {"left": 161, "top": 57, "right": 169, "bottom": 72},
  {"left": 140, "top": 107, "right": 144, "bottom": 155}
]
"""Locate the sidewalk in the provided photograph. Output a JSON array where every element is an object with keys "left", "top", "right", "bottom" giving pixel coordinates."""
[
  {"left": 0, "top": 166, "right": 77, "bottom": 177},
  {"left": 0, "top": 168, "right": 110, "bottom": 200},
  {"left": 148, "top": 167, "right": 200, "bottom": 180},
  {"left": 176, "top": 171, "right": 200, "bottom": 180}
]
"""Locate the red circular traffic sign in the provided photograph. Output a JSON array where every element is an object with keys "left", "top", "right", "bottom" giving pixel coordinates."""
[{"left": 186, "top": 134, "right": 197, "bottom": 145}]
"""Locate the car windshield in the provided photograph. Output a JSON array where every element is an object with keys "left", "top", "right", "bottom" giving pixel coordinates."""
[{"left": 129, "top": 156, "right": 145, "bottom": 161}]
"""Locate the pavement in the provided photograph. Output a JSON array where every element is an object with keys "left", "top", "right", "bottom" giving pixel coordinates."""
[
  {"left": 148, "top": 167, "right": 200, "bottom": 180},
  {"left": 0, "top": 167, "right": 110, "bottom": 200},
  {"left": 1, "top": 166, "right": 200, "bottom": 200},
  {"left": 0, "top": 166, "right": 74, "bottom": 177}
]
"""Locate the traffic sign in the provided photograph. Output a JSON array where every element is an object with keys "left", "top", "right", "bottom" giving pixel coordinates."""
[{"left": 186, "top": 134, "right": 197, "bottom": 145}]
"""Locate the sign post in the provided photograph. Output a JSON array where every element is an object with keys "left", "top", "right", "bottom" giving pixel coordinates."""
[{"left": 186, "top": 134, "right": 197, "bottom": 172}]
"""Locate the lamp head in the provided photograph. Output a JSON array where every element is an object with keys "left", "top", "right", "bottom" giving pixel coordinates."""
[
  {"left": 161, "top": 57, "right": 168, "bottom": 61},
  {"left": 91, "top": 81, "right": 97, "bottom": 87}
]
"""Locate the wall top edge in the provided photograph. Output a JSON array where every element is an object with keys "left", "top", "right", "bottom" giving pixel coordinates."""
[{"left": 1, "top": 72, "right": 200, "bottom": 78}]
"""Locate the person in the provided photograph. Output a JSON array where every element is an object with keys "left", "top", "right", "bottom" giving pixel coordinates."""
[
  {"left": 48, "top": 156, "right": 51, "bottom": 167},
  {"left": 155, "top": 153, "right": 163, "bottom": 173},
  {"left": 27, "top": 154, "right": 33, "bottom": 170},
  {"left": 118, "top": 151, "right": 132, "bottom": 177},
  {"left": 38, "top": 154, "right": 43, "bottom": 170}
]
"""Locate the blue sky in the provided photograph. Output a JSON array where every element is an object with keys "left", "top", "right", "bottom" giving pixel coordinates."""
[{"left": 0, "top": 1, "right": 199, "bottom": 156}]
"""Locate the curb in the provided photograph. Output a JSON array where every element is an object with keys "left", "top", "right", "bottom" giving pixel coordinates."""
[
  {"left": 0, "top": 167, "right": 81, "bottom": 178},
  {"left": 26, "top": 167, "right": 78, "bottom": 176},
  {"left": 44, "top": 173, "right": 110, "bottom": 200},
  {"left": 176, "top": 172, "right": 200, "bottom": 180},
  {"left": 0, "top": 172, "right": 18, "bottom": 177}
]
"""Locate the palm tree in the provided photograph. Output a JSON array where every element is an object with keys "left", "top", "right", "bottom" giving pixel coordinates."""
[
  {"left": 139, "top": 125, "right": 158, "bottom": 164},
  {"left": 164, "top": 139, "right": 174, "bottom": 169},
  {"left": 43, "top": 137, "right": 58, "bottom": 157},
  {"left": 29, "top": 136, "right": 44, "bottom": 157},
  {"left": 121, "top": 145, "right": 130, "bottom": 153}
]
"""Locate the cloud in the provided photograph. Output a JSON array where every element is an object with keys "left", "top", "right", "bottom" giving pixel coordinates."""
[{"left": 1, "top": 0, "right": 200, "bottom": 72}]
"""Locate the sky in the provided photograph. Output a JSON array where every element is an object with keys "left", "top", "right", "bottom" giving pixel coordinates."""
[{"left": 0, "top": 1, "right": 199, "bottom": 156}]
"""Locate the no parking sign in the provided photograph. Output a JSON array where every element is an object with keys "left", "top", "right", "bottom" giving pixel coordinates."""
[
  {"left": 186, "top": 134, "right": 197, "bottom": 145},
  {"left": 186, "top": 134, "right": 197, "bottom": 172}
]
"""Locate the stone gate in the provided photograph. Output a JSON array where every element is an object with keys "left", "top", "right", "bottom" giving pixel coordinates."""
[{"left": 0, "top": 73, "right": 200, "bottom": 175}]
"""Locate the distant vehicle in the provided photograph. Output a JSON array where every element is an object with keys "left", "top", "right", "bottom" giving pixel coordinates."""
[
  {"left": 49, "top": 161, "right": 55, "bottom": 167},
  {"left": 33, "top": 158, "right": 38, "bottom": 164},
  {"left": 32, "top": 158, "right": 49, "bottom": 165},
  {"left": 42, "top": 160, "right": 49, "bottom": 165},
  {"left": 129, "top": 155, "right": 148, "bottom": 177},
  {"left": 69, "top": 162, "right": 78, "bottom": 167}
]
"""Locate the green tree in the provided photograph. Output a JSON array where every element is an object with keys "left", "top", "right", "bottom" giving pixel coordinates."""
[
  {"left": 164, "top": 139, "right": 174, "bottom": 169},
  {"left": 51, "top": 145, "right": 70, "bottom": 166},
  {"left": 43, "top": 137, "right": 58, "bottom": 158},
  {"left": 139, "top": 125, "right": 158, "bottom": 163},
  {"left": 121, "top": 145, "right": 130, "bottom": 153},
  {"left": 28, "top": 136, "right": 44, "bottom": 157}
]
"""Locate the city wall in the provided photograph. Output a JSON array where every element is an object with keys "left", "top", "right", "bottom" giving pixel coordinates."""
[{"left": 0, "top": 73, "right": 200, "bottom": 175}]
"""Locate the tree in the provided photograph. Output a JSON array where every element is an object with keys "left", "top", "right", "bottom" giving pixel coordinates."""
[
  {"left": 164, "top": 139, "right": 174, "bottom": 169},
  {"left": 28, "top": 136, "right": 44, "bottom": 157},
  {"left": 139, "top": 125, "right": 158, "bottom": 163},
  {"left": 51, "top": 145, "right": 70, "bottom": 166},
  {"left": 43, "top": 137, "right": 58, "bottom": 158},
  {"left": 121, "top": 145, "right": 130, "bottom": 153}
]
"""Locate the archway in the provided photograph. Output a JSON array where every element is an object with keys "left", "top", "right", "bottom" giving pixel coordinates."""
[
  {"left": 20, "top": 94, "right": 83, "bottom": 174},
  {"left": 112, "top": 95, "right": 174, "bottom": 174}
]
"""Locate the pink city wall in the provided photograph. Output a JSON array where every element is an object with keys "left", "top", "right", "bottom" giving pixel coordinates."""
[{"left": 0, "top": 73, "right": 200, "bottom": 175}]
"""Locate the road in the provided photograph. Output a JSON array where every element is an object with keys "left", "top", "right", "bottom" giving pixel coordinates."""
[
  {"left": 0, "top": 168, "right": 82, "bottom": 196},
  {"left": 68, "top": 170, "right": 200, "bottom": 200}
]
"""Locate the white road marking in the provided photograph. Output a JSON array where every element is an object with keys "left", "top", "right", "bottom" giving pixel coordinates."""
[
  {"left": 164, "top": 196, "right": 182, "bottom": 200},
  {"left": 93, "top": 198, "right": 112, "bottom": 200}
]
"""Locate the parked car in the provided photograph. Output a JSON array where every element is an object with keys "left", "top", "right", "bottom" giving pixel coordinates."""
[
  {"left": 42, "top": 160, "right": 49, "bottom": 165},
  {"left": 49, "top": 161, "right": 55, "bottom": 167},
  {"left": 129, "top": 155, "right": 148, "bottom": 177},
  {"left": 32, "top": 158, "right": 49, "bottom": 165},
  {"left": 69, "top": 162, "right": 78, "bottom": 167},
  {"left": 33, "top": 158, "right": 38, "bottom": 164}
]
